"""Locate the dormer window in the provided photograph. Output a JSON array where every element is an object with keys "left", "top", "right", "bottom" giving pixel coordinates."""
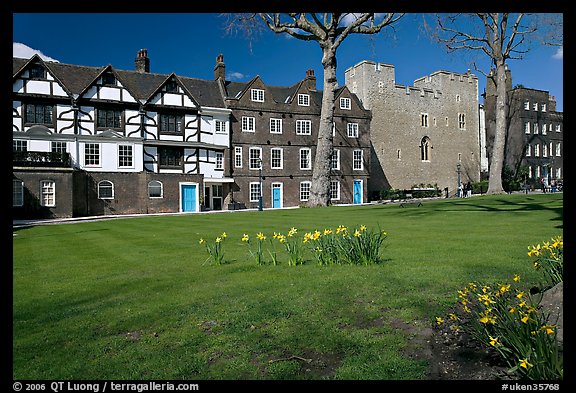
[
  {"left": 340, "top": 97, "right": 351, "bottom": 110},
  {"left": 165, "top": 81, "right": 178, "bottom": 92},
  {"left": 102, "top": 72, "right": 116, "bottom": 86},
  {"left": 251, "top": 89, "right": 264, "bottom": 102},
  {"left": 29, "top": 64, "right": 46, "bottom": 79},
  {"left": 297, "top": 94, "right": 310, "bottom": 106}
]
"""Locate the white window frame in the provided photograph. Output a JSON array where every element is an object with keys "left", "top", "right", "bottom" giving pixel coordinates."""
[
  {"left": 241, "top": 116, "right": 255, "bottom": 132},
  {"left": 340, "top": 97, "right": 351, "bottom": 110},
  {"left": 270, "top": 147, "right": 283, "bottom": 169},
  {"left": 215, "top": 120, "right": 227, "bottom": 134},
  {"left": 118, "top": 144, "right": 134, "bottom": 168},
  {"left": 148, "top": 180, "right": 163, "bottom": 198},
  {"left": 40, "top": 180, "right": 56, "bottom": 207},
  {"left": 555, "top": 142, "right": 561, "bottom": 156},
  {"left": 525, "top": 122, "right": 531, "bottom": 134},
  {"left": 541, "top": 103, "right": 547, "bottom": 112},
  {"left": 13, "top": 179, "right": 24, "bottom": 207},
  {"left": 300, "top": 148, "right": 312, "bottom": 170},
  {"left": 249, "top": 182, "right": 262, "bottom": 202},
  {"left": 526, "top": 144, "right": 531, "bottom": 157},
  {"left": 555, "top": 124, "right": 561, "bottom": 132},
  {"left": 251, "top": 88, "right": 264, "bottom": 102},
  {"left": 299, "top": 181, "right": 311, "bottom": 201},
  {"left": 330, "top": 149, "right": 340, "bottom": 170},
  {"left": 270, "top": 118, "right": 283, "bottom": 134},
  {"left": 329, "top": 180, "right": 340, "bottom": 201},
  {"left": 533, "top": 123, "right": 539, "bottom": 134},
  {"left": 296, "top": 119, "right": 312, "bottom": 135},
  {"left": 532, "top": 102, "right": 538, "bottom": 111},
  {"left": 215, "top": 152, "right": 224, "bottom": 170},
  {"left": 234, "top": 146, "right": 242, "bottom": 168},
  {"left": 353, "top": 150, "right": 363, "bottom": 170},
  {"left": 524, "top": 101, "right": 530, "bottom": 110},
  {"left": 347, "top": 123, "right": 359, "bottom": 138},
  {"left": 249, "top": 147, "right": 262, "bottom": 170},
  {"left": 297, "top": 94, "right": 310, "bottom": 106},
  {"left": 534, "top": 144, "right": 540, "bottom": 157},
  {"left": 542, "top": 124, "right": 547, "bottom": 135},
  {"left": 84, "top": 143, "right": 101, "bottom": 167}
]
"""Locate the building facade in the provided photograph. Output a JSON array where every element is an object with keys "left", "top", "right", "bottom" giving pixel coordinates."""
[
  {"left": 13, "top": 51, "right": 232, "bottom": 219},
  {"left": 345, "top": 60, "right": 482, "bottom": 198},
  {"left": 215, "top": 55, "right": 371, "bottom": 209},
  {"left": 483, "top": 68, "right": 563, "bottom": 188}
]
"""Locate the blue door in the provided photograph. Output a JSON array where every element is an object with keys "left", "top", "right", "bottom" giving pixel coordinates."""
[
  {"left": 181, "top": 184, "right": 197, "bottom": 212},
  {"left": 353, "top": 180, "right": 362, "bottom": 204},
  {"left": 272, "top": 183, "right": 282, "bottom": 208}
]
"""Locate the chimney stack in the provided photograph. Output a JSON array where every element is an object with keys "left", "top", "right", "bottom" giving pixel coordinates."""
[
  {"left": 305, "top": 69, "right": 316, "bottom": 91},
  {"left": 135, "top": 49, "right": 150, "bottom": 73},
  {"left": 214, "top": 54, "right": 225, "bottom": 81}
]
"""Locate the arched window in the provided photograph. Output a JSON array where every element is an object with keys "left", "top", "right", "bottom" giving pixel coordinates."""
[
  {"left": 148, "top": 180, "right": 163, "bottom": 198},
  {"left": 98, "top": 180, "right": 114, "bottom": 199},
  {"left": 421, "top": 137, "right": 431, "bottom": 161}
]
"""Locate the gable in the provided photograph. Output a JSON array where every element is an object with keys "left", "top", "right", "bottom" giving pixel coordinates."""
[
  {"left": 79, "top": 65, "right": 138, "bottom": 104},
  {"left": 13, "top": 56, "right": 71, "bottom": 98},
  {"left": 146, "top": 74, "right": 200, "bottom": 110}
]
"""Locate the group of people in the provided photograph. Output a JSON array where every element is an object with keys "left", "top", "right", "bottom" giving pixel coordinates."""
[{"left": 458, "top": 182, "right": 473, "bottom": 198}]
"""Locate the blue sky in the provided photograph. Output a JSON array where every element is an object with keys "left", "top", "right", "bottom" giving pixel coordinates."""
[{"left": 13, "top": 13, "right": 563, "bottom": 112}]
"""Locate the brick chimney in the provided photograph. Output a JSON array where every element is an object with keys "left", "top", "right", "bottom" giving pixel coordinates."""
[
  {"left": 214, "top": 53, "right": 225, "bottom": 80},
  {"left": 305, "top": 69, "right": 316, "bottom": 91},
  {"left": 135, "top": 49, "right": 150, "bottom": 73}
]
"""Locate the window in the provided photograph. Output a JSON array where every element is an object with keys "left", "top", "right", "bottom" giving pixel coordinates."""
[
  {"left": 353, "top": 150, "right": 363, "bottom": 170},
  {"left": 98, "top": 180, "right": 114, "bottom": 199},
  {"left": 524, "top": 101, "right": 530, "bottom": 110},
  {"left": 543, "top": 144, "right": 548, "bottom": 157},
  {"left": 526, "top": 144, "right": 531, "bottom": 157},
  {"left": 234, "top": 146, "right": 242, "bottom": 168},
  {"left": 541, "top": 103, "right": 547, "bottom": 112},
  {"left": 270, "top": 118, "right": 282, "bottom": 134},
  {"left": 296, "top": 120, "right": 312, "bottom": 135},
  {"left": 458, "top": 113, "right": 466, "bottom": 130},
  {"left": 330, "top": 180, "right": 340, "bottom": 201},
  {"left": 300, "top": 148, "right": 311, "bottom": 170},
  {"left": 25, "top": 103, "right": 53, "bottom": 125},
  {"left": 101, "top": 72, "right": 116, "bottom": 86},
  {"left": 13, "top": 179, "right": 24, "bottom": 207},
  {"left": 556, "top": 142, "right": 561, "bottom": 157},
  {"left": 532, "top": 103, "right": 538, "bottom": 111},
  {"left": 158, "top": 146, "right": 183, "bottom": 168},
  {"left": 397, "top": 149, "right": 401, "bottom": 160},
  {"left": 51, "top": 142, "right": 67, "bottom": 153},
  {"left": 40, "top": 180, "right": 55, "bottom": 207},
  {"left": 97, "top": 108, "right": 122, "bottom": 129},
  {"left": 421, "top": 113, "right": 429, "bottom": 127},
  {"left": 215, "top": 152, "right": 224, "bottom": 170},
  {"left": 118, "top": 145, "right": 133, "bottom": 167},
  {"left": 165, "top": 80, "right": 178, "bottom": 92},
  {"left": 215, "top": 120, "right": 227, "bottom": 134},
  {"left": 242, "top": 116, "right": 255, "bottom": 132},
  {"left": 249, "top": 147, "right": 262, "bottom": 170},
  {"left": 330, "top": 149, "right": 340, "bottom": 170},
  {"left": 300, "top": 181, "right": 311, "bottom": 201},
  {"left": 340, "top": 97, "right": 351, "bottom": 110},
  {"left": 148, "top": 180, "right": 163, "bottom": 198},
  {"left": 84, "top": 143, "right": 100, "bottom": 166},
  {"left": 13, "top": 140, "right": 28, "bottom": 152},
  {"left": 29, "top": 64, "right": 46, "bottom": 79},
  {"left": 347, "top": 123, "right": 359, "bottom": 138},
  {"left": 251, "top": 89, "right": 264, "bottom": 102},
  {"left": 421, "top": 137, "right": 431, "bottom": 161},
  {"left": 271, "top": 148, "right": 283, "bottom": 169},
  {"left": 534, "top": 144, "right": 540, "bottom": 157},
  {"left": 297, "top": 94, "right": 310, "bottom": 106},
  {"left": 525, "top": 122, "right": 531, "bottom": 134},
  {"left": 445, "top": 117, "right": 449, "bottom": 127},
  {"left": 159, "top": 113, "right": 183, "bottom": 133},
  {"left": 542, "top": 124, "right": 547, "bottom": 135},
  {"left": 250, "top": 182, "right": 261, "bottom": 202},
  {"left": 555, "top": 124, "right": 561, "bottom": 132},
  {"left": 456, "top": 94, "right": 461, "bottom": 102},
  {"left": 533, "top": 123, "right": 539, "bottom": 134}
]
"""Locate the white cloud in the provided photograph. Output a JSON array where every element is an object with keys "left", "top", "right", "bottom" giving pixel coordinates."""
[
  {"left": 552, "top": 46, "right": 563, "bottom": 60},
  {"left": 13, "top": 42, "right": 59, "bottom": 62},
  {"left": 227, "top": 71, "right": 248, "bottom": 81}
]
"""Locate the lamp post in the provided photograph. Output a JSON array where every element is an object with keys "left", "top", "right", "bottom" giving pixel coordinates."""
[
  {"left": 258, "top": 158, "right": 263, "bottom": 211},
  {"left": 456, "top": 162, "right": 462, "bottom": 198}
]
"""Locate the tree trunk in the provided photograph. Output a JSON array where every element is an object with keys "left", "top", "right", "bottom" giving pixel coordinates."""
[
  {"left": 308, "top": 47, "right": 337, "bottom": 207},
  {"left": 486, "top": 62, "right": 508, "bottom": 195}
]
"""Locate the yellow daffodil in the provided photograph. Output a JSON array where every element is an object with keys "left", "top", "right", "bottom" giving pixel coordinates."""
[
  {"left": 513, "top": 274, "right": 521, "bottom": 282},
  {"left": 520, "top": 313, "right": 530, "bottom": 324},
  {"left": 489, "top": 335, "right": 500, "bottom": 347},
  {"left": 516, "top": 291, "right": 525, "bottom": 299},
  {"left": 540, "top": 324, "right": 556, "bottom": 335},
  {"left": 436, "top": 317, "right": 444, "bottom": 325},
  {"left": 354, "top": 230, "right": 361, "bottom": 237},
  {"left": 323, "top": 228, "right": 332, "bottom": 235},
  {"left": 199, "top": 238, "right": 205, "bottom": 245},
  {"left": 256, "top": 232, "right": 266, "bottom": 241},
  {"left": 215, "top": 237, "right": 222, "bottom": 243},
  {"left": 288, "top": 227, "right": 297, "bottom": 237},
  {"left": 519, "top": 358, "right": 533, "bottom": 369},
  {"left": 241, "top": 234, "right": 249, "bottom": 242},
  {"left": 221, "top": 232, "right": 227, "bottom": 239},
  {"left": 509, "top": 306, "right": 516, "bottom": 314},
  {"left": 449, "top": 313, "right": 458, "bottom": 321},
  {"left": 360, "top": 225, "right": 367, "bottom": 231}
]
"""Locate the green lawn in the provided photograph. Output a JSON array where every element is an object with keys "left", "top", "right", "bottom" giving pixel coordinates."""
[{"left": 12, "top": 193, "right": 563, "bottom": 380}]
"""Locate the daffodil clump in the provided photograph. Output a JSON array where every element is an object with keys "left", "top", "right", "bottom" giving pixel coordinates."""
[
  {"left": 199, "top": 232, "right": 228, "bottom": 265},
  {"left": 436, "top": 272, "right": 562, "bottom": 380},
  {"left": 528, "top": 235, "right": 563, "bottom": 289}
]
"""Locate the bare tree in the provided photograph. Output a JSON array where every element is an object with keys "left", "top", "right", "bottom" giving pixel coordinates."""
[
  {"left": 223, "top": 13, "right": 403, "bottom": 206},
  {"left": 427, "top": 13, "right": 562, "bottom": 195}
]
